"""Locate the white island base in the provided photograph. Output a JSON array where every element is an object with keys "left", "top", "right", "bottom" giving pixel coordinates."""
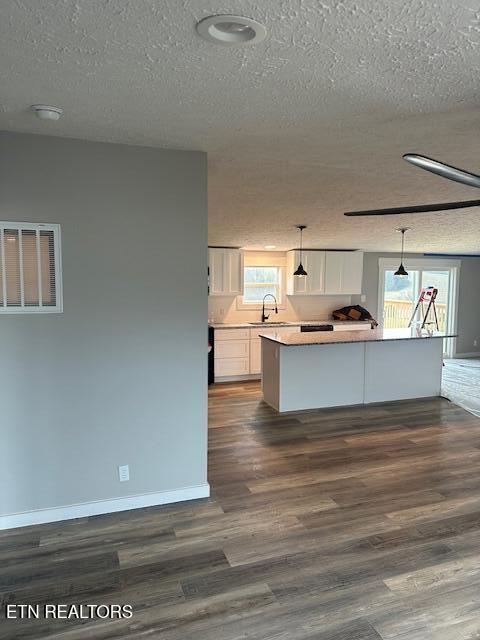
[{"left": 261, "top": 332, "right": 445, "bottom": 413}]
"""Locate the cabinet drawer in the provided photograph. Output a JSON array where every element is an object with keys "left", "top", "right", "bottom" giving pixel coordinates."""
[
  {"left": 215, "top": 358, "right": 250, "bottom": 377},
  {"left": 215, "top": 329, "right": 250, "bottom": 341},
  {"left": 215, "top": 340, "right": 250, "bottom": 359}
]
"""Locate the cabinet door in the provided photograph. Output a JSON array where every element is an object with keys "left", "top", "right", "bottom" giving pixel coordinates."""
[
  {"left": 250, "top": 339, "right": 261, "bottom": 374},
  {"left": 324, "top": 252, "right": 344, "bottom": 294},
  {"left": 305, "top": 251, "right": 326, "bottom": 294},
  {"left": 286, "top": 250, "right": 325, "bottom": 295},
  {"left": 325, "top": 251, "right": 363, "bottom": 294},
  {"left": 225, "top": 249, "right": 243, "bottom": 295},
  {"left": 208, "top": 248, "right": 225, "bottom": 295},
  {"left": 208, "top": 248, "right": 243, "bottom": 295},
  {"left": 215, "top": 358, "right": 250, "bottom": 377},
  {"left": 215, "top": 340, "right": 249, "bottom": 359},
  {"left": 342, "top": 251, "right": 363, "bottom": 294},
  {"left": 286, "top": 251, "right": 306, "bottom": 294}
]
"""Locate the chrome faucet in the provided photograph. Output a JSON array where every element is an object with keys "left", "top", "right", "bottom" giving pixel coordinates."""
[{"left": 261, "top": 294, "right": 278, "bottom": 323}]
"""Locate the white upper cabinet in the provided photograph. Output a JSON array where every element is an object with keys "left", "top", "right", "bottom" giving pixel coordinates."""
[
  {"left": 287, "top": 250, "right": 363, "bottom": 296},
  {"left": 286, "top": 250, "right": 326, "bottom": 295},
  {"left": 325, "top": 251, "right": 363, "bottom": 294},
  {"left": 208, "top": 248, "right": 244, "bottom": 296}
]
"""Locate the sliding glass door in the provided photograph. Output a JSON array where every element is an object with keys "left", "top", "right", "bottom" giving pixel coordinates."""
[{"left": 379, "top": 259, "right": 460, "bottom": 357}]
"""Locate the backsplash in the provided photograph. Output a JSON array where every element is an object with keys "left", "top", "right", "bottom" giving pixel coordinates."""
[{"left": 208, "top": 294, "right": 352, "bottom": 324}]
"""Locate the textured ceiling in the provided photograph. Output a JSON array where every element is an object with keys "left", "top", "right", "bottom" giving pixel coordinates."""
[{"left": 1, "top": 0, "right": 480, "bottom": 252}]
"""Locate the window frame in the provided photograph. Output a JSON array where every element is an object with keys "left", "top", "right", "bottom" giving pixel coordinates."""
[
  {"left": 237, "top": 264, "right": 287, "bottom": 310},
  {"left": 0, "top": 221, "right": 63, "bottom": 314}
]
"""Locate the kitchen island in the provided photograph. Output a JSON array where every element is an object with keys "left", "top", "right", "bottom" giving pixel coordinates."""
[{"left": 260, "top": 328, "right": 454, "bottom": 412}]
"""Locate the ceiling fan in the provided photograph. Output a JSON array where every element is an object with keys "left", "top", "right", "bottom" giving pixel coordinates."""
[{"left": 344, "top": 154, "right": 480, "bottom": 217}]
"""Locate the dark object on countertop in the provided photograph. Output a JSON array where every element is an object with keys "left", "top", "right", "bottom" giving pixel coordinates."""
[
  {"left": 301, "top": 325, "right": 334, "bottom": 332},
  {"left": 332, "top": 305, "right": 378, "bottom": 327}
]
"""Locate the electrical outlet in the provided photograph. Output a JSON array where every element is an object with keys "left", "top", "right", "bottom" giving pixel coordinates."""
[
  {"left": 360, "top": 294, "right": 366, "bottom": 303},
  {"left": 118, "top": 464, "right": 129, "bottom": 482},
  {"left": 474, "top": 339, "right": 478, "bottom": 348}
]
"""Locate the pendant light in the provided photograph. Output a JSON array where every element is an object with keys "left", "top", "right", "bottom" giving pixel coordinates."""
[
  {"left": 394, "top": 227, "right": 410, "bottom": 277},
  {"left": 293, "top": 225, "right": 308, "bottom": 277}
]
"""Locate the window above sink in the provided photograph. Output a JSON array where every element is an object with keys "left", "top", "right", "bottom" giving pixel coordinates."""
[{"left": 236, "top": 251, "right": 287, "bottom": 311}]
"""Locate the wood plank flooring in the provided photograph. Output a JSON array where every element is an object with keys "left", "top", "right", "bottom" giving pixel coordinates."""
[{"left": 3, "top": 382, "right": 480, "bottom": 638}]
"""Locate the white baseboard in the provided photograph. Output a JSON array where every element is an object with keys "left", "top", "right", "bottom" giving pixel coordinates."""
[
  {"left": 215, "top": 374, "right": 260, "bottom": 383},
  {"left": 453, "top": 352, "right": 480, "bottom": 358},
  {"left": 0, "top": 483, "right": 210, "bottom": 531}
]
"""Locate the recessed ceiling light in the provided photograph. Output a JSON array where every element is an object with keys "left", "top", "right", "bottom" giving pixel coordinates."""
[
  {"left": 196, "top": 15, "right": 267, "bottom": 46},
  {"left": 31, "top": 105, "right": 63, "bottom": 121},
  {"left": 264, "top": 245, "right": 276, "bottom": 249}
]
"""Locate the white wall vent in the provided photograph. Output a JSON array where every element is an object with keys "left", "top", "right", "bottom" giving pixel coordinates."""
[{"left": 0, "top": 222, "right": 62, "bottom": 313}]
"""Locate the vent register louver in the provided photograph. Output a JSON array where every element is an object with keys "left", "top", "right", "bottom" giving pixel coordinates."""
[{"left": 0, "top": 223, "right": 62, "bottom": 312}]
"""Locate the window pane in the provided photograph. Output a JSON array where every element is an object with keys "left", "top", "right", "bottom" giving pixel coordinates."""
[
  {"left": 383, "top": 270, "right": 415, "bottom": 329},
  {"left": 244, "top": 284, "right": 278, "bottom": 302},
  {"left": 244, "top": 267, "right": 279, "bottom": 284},
  {"left": 421, "top": 271, "right": 449, "bottom": 331}
]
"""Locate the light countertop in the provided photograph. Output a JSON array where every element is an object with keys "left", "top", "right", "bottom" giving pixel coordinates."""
[
  {"left": 259, "top": 328, "right": 456, "bottom": 346},
  {"left": 210, "top": 320, "right": 372, "bottom": 329}
]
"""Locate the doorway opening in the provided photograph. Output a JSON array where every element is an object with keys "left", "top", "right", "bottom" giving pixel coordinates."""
[{"left": 378, "top": 258, "right": 460, "bottom": 358}]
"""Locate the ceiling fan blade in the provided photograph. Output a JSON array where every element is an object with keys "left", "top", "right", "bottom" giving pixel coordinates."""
[
  {"left": 344, "top": 199, "right": 480, "bottom": 217},
  {"left": 403, "top": 154, "right": 480, "bottom": 189}
]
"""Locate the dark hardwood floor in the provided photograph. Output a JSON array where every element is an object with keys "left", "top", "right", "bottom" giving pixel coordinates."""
[{"left": 3, "top": 382, "right": 480, "bottom": 639}]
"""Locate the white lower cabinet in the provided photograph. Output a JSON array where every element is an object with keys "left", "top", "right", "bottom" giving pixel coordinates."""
[
  {"left": 214, "top": 324, "right": 373, "bottom": 380},
  {"left": 249, "top": 326, "right": 300, "bottom": 375},
  {"left": 215, "top": 326, "right": 300, "bottom": 380},
  {"left": 215, "top": 340, "right": 249, "bottom": 359},
  {"left": 250, "top": 340, "right": 261, "bottom": 374},
  {"left": 214, "top": 329, "right": 250, "bottom": 379},
  {"left": 215, "top": 357, "right": 250, "bottom": 377}
]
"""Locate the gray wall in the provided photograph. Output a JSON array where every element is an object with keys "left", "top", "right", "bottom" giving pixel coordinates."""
[
  {"left": 360, "top": 252, "right": 480, "bottom": 356},
  {"left": 0, "top": 132, "right": 208, "bottom": 516}
]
